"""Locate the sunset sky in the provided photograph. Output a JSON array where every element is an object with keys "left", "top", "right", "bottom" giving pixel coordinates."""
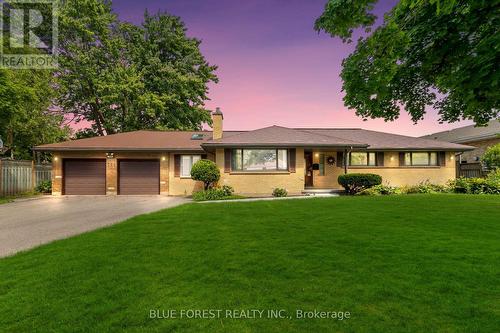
[{"left": 111, "top": 0, "right": 472, "bottom": 137}]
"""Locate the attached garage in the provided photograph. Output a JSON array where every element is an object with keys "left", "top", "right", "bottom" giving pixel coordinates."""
[
  {"left": 118, "top": 160, "right": 160, "bottom": 195},
  {"left": 63, "top": 159, "right": 106, "bottom": 195}
]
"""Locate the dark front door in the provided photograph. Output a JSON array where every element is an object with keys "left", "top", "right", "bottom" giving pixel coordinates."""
[
  {"left": 118, "top": 160, "right": 160, "bottom": 195},
  {"left": 304, "top": 152, "right": 313, "bottom": 187}
]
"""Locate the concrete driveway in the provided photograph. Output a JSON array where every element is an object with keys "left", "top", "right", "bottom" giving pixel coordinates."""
[{"left": 0, "top": 196, "right": 189, "bottom": 258}]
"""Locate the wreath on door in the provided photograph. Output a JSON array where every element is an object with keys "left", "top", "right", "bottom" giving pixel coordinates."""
[{"left": 327, "top": 156, "right": 335, "bottom": 165}]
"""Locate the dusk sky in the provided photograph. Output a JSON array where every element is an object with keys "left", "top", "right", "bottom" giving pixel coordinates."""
[{"left": 111, "top": 0, "right": 472, "bottom": 136}]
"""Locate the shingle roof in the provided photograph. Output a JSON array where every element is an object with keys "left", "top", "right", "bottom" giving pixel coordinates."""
[
  {"left": 420, "top": 120, "right": 500, "bottom": 143},
  {"left": 34, "top": 130, "right": 245, "bottom": 151},
  {"left": 34, "top": 126, "right": 475, "bottom": 152},
  {"left": 202, "top": 126, "right": 368, "bottom": 148},
  {"left": 300, "top": 129, "right": 474, "bottom": 151}
]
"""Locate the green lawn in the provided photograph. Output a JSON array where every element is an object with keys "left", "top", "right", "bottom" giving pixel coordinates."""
[{"left": 0, "top": 195, "right": 499, "bottom": 332}]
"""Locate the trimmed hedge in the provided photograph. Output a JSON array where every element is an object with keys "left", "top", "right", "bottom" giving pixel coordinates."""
[
  {"left": 338, "top": 173, "right": 382, "bottom": 195},
  {"left": 272, "top": 188, "right": 288, "bottom": 197},
  {"left": 192, "top": 185, "right": 237, "bottom": 201},
  {"left": 190, "top": 159, "right": 220, "bottom": 190}
]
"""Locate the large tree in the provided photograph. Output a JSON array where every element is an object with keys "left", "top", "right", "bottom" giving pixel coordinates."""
[
  {"left": 57, "top": 0, "right": 218, "bottom": 136},
  {"left": 315, "top": 0, "right": 499, "bottom": 125},
  {"left": 0, "top": 68, "right": 69, "bottom": 160}
]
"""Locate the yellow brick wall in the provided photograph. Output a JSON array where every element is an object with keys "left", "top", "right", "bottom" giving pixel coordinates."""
[
  {"left": 167, "top": 152, "right": 208, "bottom": 196},
  {"left": 215, "top": 148, "right": 306, "bottom": 196},
  {"left": 311, "top": 151, "right": 456, "bottom": 189}
]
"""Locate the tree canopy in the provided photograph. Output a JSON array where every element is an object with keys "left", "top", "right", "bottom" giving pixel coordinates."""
[
  {"left": 56, "top": 0, "right": 218, "bottom": 136},
  {"left": 315, "top": 0, "right": 499, "bottom": 125}
]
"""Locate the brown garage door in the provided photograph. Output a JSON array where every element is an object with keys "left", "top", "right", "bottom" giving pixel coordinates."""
[
  {"left": 119, "top": 160, "right": 160, "bottom": 195},
  {"left": 64, "top": 159, "right": 106, "bottom": 195}
]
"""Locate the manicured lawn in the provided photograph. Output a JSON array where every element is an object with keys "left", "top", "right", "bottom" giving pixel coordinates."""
[{"left": 0, "top": 195, "right": 498, "bottom": 332}]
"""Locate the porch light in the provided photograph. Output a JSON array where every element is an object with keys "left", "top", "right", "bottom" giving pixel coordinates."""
[
  {"left": 390, "top": 156, "right": 395, "bottom": 161},
  {"left": 106, "top": 152, "right": 114, "bottom": 159},
  {"left": 54, "top": 157, "right": 58, "bottom": 161},
  {"left": 450, "top": 156, "right": 454, "bottom": 160},
  {"left": 161, "top": 156, "right": 166, "bottom": 161},
  {"left": 315, "top": 153, "right": 319, "bottom": 158}
]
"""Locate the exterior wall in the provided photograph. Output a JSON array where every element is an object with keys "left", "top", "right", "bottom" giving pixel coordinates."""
[
  {"left": 459, "top": 138, "right": 500, "bottom": 164},
  {"left": 51, "top": 152, "right": 170, "bottom": 196},
  {"left": 310, "top": 150, "right": 456, "bottom": 189},
  {"left": 167, "top": 152, "right": 214, "bottom": 196},
  {"left": 216, "top": 148, "right": 305, "bottom": 196}
]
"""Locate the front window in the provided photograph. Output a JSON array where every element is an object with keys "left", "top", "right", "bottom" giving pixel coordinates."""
[
  {"left": 181, "top": 155, "right": 201, "bottom": 177},
  {"left": 404, "top": 152, "right": 438, "bottom": 166},
  {"left": 349, "top": 152, "right": 376, "bottom": 166},
  {"left": 232, "top": 149, "right": 288, "bottom": 171}
]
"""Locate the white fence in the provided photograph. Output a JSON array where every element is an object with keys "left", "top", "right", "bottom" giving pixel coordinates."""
[{"left": 0, "top": 159, "right": 52, "bottom": 196}]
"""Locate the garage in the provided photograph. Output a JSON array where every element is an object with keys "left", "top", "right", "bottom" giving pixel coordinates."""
[
  {"left": 118, "top": 160, "right": 160, "bottom": 195},
  {"left": 63, "top": 159, "right": 106, "bottom": 195}
]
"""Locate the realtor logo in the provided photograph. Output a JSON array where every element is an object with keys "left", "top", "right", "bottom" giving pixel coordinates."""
[{"left": 0, "top": 0, "right": 58, "bottom": 68}]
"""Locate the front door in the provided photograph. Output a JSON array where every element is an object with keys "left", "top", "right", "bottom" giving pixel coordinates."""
[{"left": 304, "top": 152, "right": 313, "bottom": 187}]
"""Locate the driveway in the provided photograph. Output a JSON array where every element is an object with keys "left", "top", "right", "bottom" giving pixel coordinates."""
[{"left": 0, "top": 196, "right": 189, "bottom": 258}]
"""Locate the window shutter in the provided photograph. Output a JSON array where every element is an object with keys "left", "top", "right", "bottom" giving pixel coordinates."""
[
  {"left": 439, "top": 152, "right": 446, "bottom": 166},
  {"left": 289, "top": 149, "right": 296, "bottom": 173},
  {"left": 376, "top": 152, "right": 384, "bottom": 166},
  {"left": 201, "top": 154, "right": 207, "bottom": 160},
  {"left": 399, "top": 152, "right": 405, "bottom": 166},
  {"left": 174, "top": 155, "right": 181, "bottom": 177},
  {"left": 224, "top": 149, "right": 231, "bottom": 173},
  {"left": 337, "top": 152, "right": 344, "bottom": 167}
]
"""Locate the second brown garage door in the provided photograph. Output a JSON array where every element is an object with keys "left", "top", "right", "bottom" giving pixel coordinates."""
[{"left": 119, "top": 160, "right": 160, "bottom": 195}]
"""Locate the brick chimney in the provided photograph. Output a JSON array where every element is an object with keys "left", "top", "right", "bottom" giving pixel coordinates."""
[{"left": 212, "top": 107, "right": 223, "bottom": 140}]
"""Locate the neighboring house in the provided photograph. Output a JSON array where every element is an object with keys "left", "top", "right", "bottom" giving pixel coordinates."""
[
  {"left": 421, "top": 120, "right": 500, "bottom": 164},
  {"left": 34, "top": 109, "right": 474, "bottom": 196}
]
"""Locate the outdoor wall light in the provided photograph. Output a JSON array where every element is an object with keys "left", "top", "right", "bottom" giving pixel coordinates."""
[
  {"left": 390, "top": 156, "right": 395, "bottom": 161},
  {"left": 106, "top": 152, "right": 114, "bottom": 159},
  {"left": 161, "top": 156, "right": 166, "bottom": 161},
  {"left": 315, "top": 153, "right": 319, "bottom": 158},
  {"left": 450, "top": 156, "right": 455, "bottom": 160},
  {"left": 54, "top": 157, "right": 58, "bottom": 161}
]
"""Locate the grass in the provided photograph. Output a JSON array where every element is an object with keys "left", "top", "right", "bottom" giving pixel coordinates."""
[
  {"left": 0, "top": 194, "right": 499, "bottom": 332},
  {"left": 0, "top": 191, "right": 39, "bottom": 205}
]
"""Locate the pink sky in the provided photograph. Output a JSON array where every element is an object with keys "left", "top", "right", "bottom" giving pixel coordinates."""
[{"left": 104, "top": 0, "right": 472, "bottom": 137}]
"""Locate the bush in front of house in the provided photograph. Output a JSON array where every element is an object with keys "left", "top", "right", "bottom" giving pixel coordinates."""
[
  {"left": 190, "top": 159, "right": 220, "bottom": 190},
  {"left": 338, "top": 173, "right": 382, "bottom": 195},
  {"left": 35, "top": 180, "right": 52, "bottom": 194},
  {"left": 447, "top": 170, "right": 500, "bottom": 194},
  {"left": 401, "top": 182, "right": 448, "bottom": 194},
  {"left": 192, "top": 185, "right": 238, "bottom": 201},
  {"left": 272, "top": 188, "right": 288, "bottom": 197},
  {"left": 357, "top": 184, "right": 399, "bottom": 196},
  {"left": 481, "top": 143, "right": 500, "bottom": 170}
]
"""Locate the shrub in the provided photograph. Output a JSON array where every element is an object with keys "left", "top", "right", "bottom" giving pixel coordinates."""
[
  {"left": 357, "top": 184, "right": 398, "bottom": 196},
  {"left": 481, "top": 143, "right": 500, "bottom": 170},
  {"left": 35, "top": 180, "right": 52, "bottom": 194},
  {"left": 190, "top": 159, "right": 220, "bottom": 190},
  {"left": 338, "top": 173, "right": 382, "bottom": 195},
  {"left": 192, "top": 185, "right": 238, "bottom": 201},
  {"left": 447, "top": 173, "right": 500, "bottom": 195},
  {"left": 272, "top": 188, "right": 288, "bottom": 197},
  {"left": 401, "top": 181, "right": 448, "bottom": 194}
]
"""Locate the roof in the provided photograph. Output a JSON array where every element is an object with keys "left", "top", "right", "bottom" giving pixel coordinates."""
[
  {"left": 202, "top": 126, "right": 368, "bottom": 148},
  {"left": 298, "top": 128, "right": 474, "bottom": 151},
  {"left": 34, "top": 130, "right": 245, "bottom": 152},
  {"left": 420, "top": 120, "right": 500, "bottom": 143},
  {"left": 34, "top": 127, "right": 474, "bottom": 152}
]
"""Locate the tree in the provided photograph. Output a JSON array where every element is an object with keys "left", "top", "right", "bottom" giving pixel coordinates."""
[
  {"left": 56, "top": 1, "right": 218, "bottom": 136},
  {"left": 482, "top": 143, "right": 500, "bottom": 170},
  {"left": 190, "top": 159, "right": 220, "bottom": 190},
  {"left": 315, "top": 0, "right": 499, "bottom": 125},
  {"left": 0, "top": 68, "right": 69, "bottom": 160}
]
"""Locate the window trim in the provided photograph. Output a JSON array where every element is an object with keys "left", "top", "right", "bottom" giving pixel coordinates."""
[
  {"left": 231, "top": 148, "right": 289, "bottom": 172},
  {"left": 348, "top": 152, "right": 377, "bottom": 167},
  {"left": 403, "top": 152, "right": 438, "bottom": 167},
  {"left": 180, "top": 155, "right": 202, "bottom": 178}
]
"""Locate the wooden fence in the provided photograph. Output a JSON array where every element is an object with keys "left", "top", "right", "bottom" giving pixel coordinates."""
[
  {"left": 0, "top": 159, "right": 52, "bottom": 196},
  {"left": 456, "top": 162, "right": 486, "bottom": 179}
]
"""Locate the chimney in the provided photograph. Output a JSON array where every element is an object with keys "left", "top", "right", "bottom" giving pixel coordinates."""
[{"left": 212, "top": 107, "right": 223, "bottom": 140}]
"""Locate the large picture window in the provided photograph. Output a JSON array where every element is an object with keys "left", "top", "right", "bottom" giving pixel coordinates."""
[
  {"left": 404, "top": 152, "right": 438, "bottom": 166},
  {"left": 349, "top": 152, "right": 377, "bottom": 166},
  {"left": 232, "top": 149, "right": 288, "bottom": 171},
  {"left": 181, "top": 155, "right": 201, "bottom": 177}
]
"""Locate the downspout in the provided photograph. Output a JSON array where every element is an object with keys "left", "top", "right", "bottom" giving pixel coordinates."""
[{"left": 344, "top": 146, "right": 353, "bottom": 174}]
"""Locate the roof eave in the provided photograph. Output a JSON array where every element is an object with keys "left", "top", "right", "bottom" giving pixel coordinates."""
[
  {"left": 202, "top": 143, "right": 369, "bottom": 148},
  {"left": 32, "top": 147, "right": 206, "bottom": 152}
]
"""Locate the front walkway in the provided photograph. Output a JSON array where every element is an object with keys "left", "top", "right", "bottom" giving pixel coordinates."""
[{"left": 0, "top": 196, "right": 189, "bottom": 258}]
